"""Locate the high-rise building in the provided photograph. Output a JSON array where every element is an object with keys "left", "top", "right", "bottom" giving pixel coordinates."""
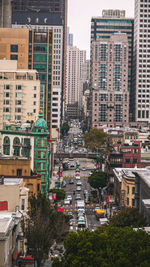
[
  {"left": 133, "top": 0, "right": 150, "bottom": 123},
  {"left": 67, "top": 27, "right": 73, "bottom": 46},
  {"left": 66, "top": 46, "right": 86, "bottom": 107},
  {"left": 0, "top": 0, "right": 12, "bottom": 28},
  {"left": 91, "top": 34, "right": 129, "bottom": 128},
  {"left": 0, "top": 60, "right": 40, "bottom": 129},
  {"left": 90, "top": 10, "right": 134, "bottom": 124},
  {"left": 11, "top": 0, "right": 68, "bottom": 136}
]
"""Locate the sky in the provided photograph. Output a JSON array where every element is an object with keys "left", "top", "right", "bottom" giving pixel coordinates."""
[{"left": 68, "top": 0, "right": 135, "bottom": 59}]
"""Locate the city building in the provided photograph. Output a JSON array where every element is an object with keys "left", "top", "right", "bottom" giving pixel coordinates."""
[
  {"left": 0, "top": 28, "right": 29, "bottom": 69},
  {"left": 67, "top": 27, "right": 73, "bottom": 46},
  {"left": 90, "top": 10, "right": 134, "bottom": 124},
  {"left": 0, "top": 0, "right": 12, "bottom": 28},
  {"left": 12, "top": 0, "right": 68, "bottom": 131},
  {"left": 0, "top": 111, "right": 50, "bottom": 193},
  {"left": 0, "top": 177, "right": 28, "bottom": 214},
  {"left": 134, "top": 169, "right": 150, "bottom": 224},
  {"left": 91, "top": 33, "right": 129, "bottom": 128},
  {"left": 0, "top": 157, "right": 41, "bottom": 198},
  {"left": 66, "top": 46, "right": 86, "bottom": 116},
  {"left": 113, "top": 168, "right": 137, "bottom": 208},
  {"left": 0, "top": 211, "right": 24, "bottom": 267},
  {"left": 133, "top": 0, "right": 150, "bottom": 123},
  {"left": 0, "top": 60, "right": 40, "bottom": 130}
]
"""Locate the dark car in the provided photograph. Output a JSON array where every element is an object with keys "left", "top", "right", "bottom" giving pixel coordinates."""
[{"left": 69, "top": 178, "right": 74, "bottom": 184}]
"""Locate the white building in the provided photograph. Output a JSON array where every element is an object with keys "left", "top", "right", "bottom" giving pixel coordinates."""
[
  {"left": 66, "top": 46, "right": 86, "bottom": 108},
  {"left": 134, "top": 0, "right": 150, "bottom": 122}
]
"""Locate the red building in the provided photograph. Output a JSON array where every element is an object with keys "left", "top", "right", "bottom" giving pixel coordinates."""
[{"left": 113, "top": 141, "right": 141, "bottom": 168}]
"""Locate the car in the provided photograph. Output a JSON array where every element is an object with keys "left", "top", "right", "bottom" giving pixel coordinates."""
[
  {"left": 76, "top": 186, "right": 81, "bottom": 191},
  {"left": 76, "top": 180, "right": 82, "bottom": 186},
  {"left": 67, "top": 211, "right": 73, "bottom": 218},
  {"left": 67, "top": 195, "right": 72, "bottom": 202},
  {"left": 76, "top": 175, "right": 80, "bottom": 180},
  {"left": 82, "top": 167, "right": 86, "bottom": 171},
  {"left": 69, "top": 178, "right": 74, "bottom": 184},
  {"left": 61, "top": 180, "right": 66, "bottom": 188},
  {"left": 76, "top": 168, "right": 80, "bottom": 172},
  {"left": 64, "top": 199, "right": 70, "bottom": 205},
  {"left": 76, "top": 194, "right": 81, "bottom": 200}
]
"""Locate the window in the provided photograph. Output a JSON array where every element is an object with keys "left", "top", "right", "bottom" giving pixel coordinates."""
[
  {"left": 34, "top": 86, "right": 37, "bottom": 90},
  {"left": 38, "top": 151, "right": 41, "bottom": 158},
  {"left": 16, "top": 93, "right": 22, "bottom": 98},
  {"left": 132, "top": 187, "right": 135, "bottom": 194},
  {"left": 37, "top": 184, "right": 40, "bottom": 192},
  {"left": 16, "top": 85, "right": 22, "bottom": 90},
  {"left": 10, "top": 54, "right": 18, "bottom": 60},
  {"left": 132, "top": 198, "right": 135, "bottom": 207},
  {"left": 13, "top": 137, "right": 20, "bottom": 156},
  {"left": 11, "top": 44, "right": 18, "bottom": 53},
  {"left": 127, "top": 186, "right": 129, "bottom": 194},
  {"left": 33, "top": 101, "right": 36, "bottom": 105},
  {"left": 125, "top": 158, "right": 130, "bottom": 163},
  {"left": 21, "top": 199, "right": 25, "bottom": 210},
  {"left": 127, "top": 198, "right": 129, "bottom": 206},
  {"left": 4, "top": 85, "right": 10, "bottom": 90},
  {"left": 17, "top": 169, "right": 22, "bottom": 176},
  {"left": 4, "top": 92, "right": 10, "bottom": 97},
  {"left": 34, "top": 94, "right": 36, "bottom": 98},
  {"left": 3, "top": 136, "right": 10, "bottom": 155}
]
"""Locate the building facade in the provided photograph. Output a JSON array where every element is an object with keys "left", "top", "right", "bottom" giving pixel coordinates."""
[
  {"left": 0, "top": 112, "right": 50, "bottom": 193},
  {"left": 66, "top": 46, "right": 86, "bottom": 112},
  {"left": 90, "top": 10, "right": 134, "bottom": 124},
  {"left": 12, "top": 0, "right": 68, "bottom": 128},
  {"left": 0, "top": 0, "right": 12, "bottom": 28},
  {"left": 91, "top": 33, "right": 129, "bottom": 128},
  {"left": 0, "top": 28, "right": 29, "bottom": 69},
  {"left": 0, "top": 60, "right": 40, "bottom": 129},
  {"left": 133, "top": 0, "right": 150, "bottom": 123}
]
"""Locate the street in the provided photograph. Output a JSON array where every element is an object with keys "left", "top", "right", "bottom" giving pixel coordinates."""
[{"left": 62, "top": 158, "right": 101, "bottom": 231}]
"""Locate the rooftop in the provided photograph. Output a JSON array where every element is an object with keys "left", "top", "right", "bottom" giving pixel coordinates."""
[
  {"left": 113, "top": 168, "right": 146, "bottom": 182},
  {"left": 135, "top": 170, "right": 150, "bottom": 189}
]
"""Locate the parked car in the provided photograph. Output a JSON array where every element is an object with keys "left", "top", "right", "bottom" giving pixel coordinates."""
[
  {"left": 76, "top": 175, "right": 80, "bottom": 180},
  {"left": 64, "top": 199, "right": 70, "bottom": 205},
  {"left": 76, "top": 186, "right": 81, "bottom": 191},
  {"left": 77, "top": 180, "right": 82, "bottom": 186},
  {"left": 75, "top": 194, "right": 81, "bottom": 200},
  {"left": 67, "top": 195, "right": 72, "bottom": 202}
]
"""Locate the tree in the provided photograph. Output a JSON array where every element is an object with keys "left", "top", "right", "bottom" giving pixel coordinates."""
[
  {"left": 61, "top": 122, "right": 70, "bottom": 136},
  {"left": 88, "top": 170, "right": 107, "bottom": 189},
  {"left": 22, "top": 194, "right": 69, "bottom": 267},
  {"left": 53, "top": 226, "right": 150, "bottom": 267},
  {"left": 109, "top": 207, "right": 147, "bottom": 228},
  {"left": 49, "top": 189, "right": 66, "bottom": 201},
  {"left": 84, "top": 128, "right": 108, "bottom": 152}
]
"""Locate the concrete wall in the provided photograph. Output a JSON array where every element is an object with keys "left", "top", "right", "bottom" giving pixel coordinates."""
[{"left": 0, "top": 0, "right": 12, "bottom": 28}]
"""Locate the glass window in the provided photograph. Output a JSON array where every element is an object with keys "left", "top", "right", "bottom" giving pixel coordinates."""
[
  {"left": 3, "top": 136, "right": 10, "bottom": 155},
  {"left": 10, "top": 54, "right": 18, "bottom": 60},
  {"left": 16, "top": 93, "right": 22, "bottom": 98},
  {"left": 11, "top": 45, "right": 18, "bottom": 53},
  {"left": 16, "top": 85, "right": 22, "bottom": 90}
]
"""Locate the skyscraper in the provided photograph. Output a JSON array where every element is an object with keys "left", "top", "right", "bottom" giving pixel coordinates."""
[
  {"left": 133, "top": 0, "right": 150, "bottom": 123},
  {"left": 11, "top": 0, "right": 68, "bottom": 136},
  {"left": 0, "top": 0, "right": 12, "bottom": 28},
  {"left": 90, "top": 10, "right": 134, "bottom": 127}
]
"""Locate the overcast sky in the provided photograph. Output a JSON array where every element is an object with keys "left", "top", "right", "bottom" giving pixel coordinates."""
[{"left": 68, "top": 0, "right": 135, "bottom": 58}]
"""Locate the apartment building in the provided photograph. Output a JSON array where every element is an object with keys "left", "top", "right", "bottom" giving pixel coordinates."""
[
  {"left": 90, "top": 10, "right": 134, "bottom": 123},
  {"left": 0, "top": 60, "right": 40, "bottom": 129},
  {"left": 66, "top": 46, "right": 86, "bottom": 110},
  {"left": 133, "top": 0, "right": 150, "bottom": 123},
  {"left": 91, "top": 33, "right": 129, "bottom": 127}
]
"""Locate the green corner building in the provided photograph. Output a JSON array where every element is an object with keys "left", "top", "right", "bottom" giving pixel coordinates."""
[{"left": 0, "top": 111, "right": 50, "bottom": 193}]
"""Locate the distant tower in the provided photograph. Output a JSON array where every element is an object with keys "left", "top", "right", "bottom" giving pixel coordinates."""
[{"left": 0, "top": 0, "right": 12, "bottom": 28}]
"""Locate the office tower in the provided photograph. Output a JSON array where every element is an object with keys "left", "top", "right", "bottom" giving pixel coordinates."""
[
  {"left": 67, "top": 27, "right": 73, "bottom": 46},
  {"left": 0, "top": 0, "right": 12, "bottom": 28},
  {"left": 91, "top": 10, "right": 134, "bottom": 124},
  {"left": 91, "top": 34, "right": 129, "bottom": 128},
  {"left": 133, "top": 0, "right": 150, "bottom": 123},
  {"left": 66, "top": 46, "right": 86, "bottom": 108},
  {"left": 11, "top": 0, "right": 68, "bottom": 135},
  {"left": 0, "top": 60, "right": 40, "bottom": 129},
  {"left": 79, "top": 60, "right": 90, "bottom": 110}
]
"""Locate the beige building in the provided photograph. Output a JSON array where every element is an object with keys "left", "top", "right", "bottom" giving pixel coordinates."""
[
  {"left": 0, "top": 178, "right": 29, "bottom": 214},
  {"left": 0, "top": 28, "right": 29, "bottom": 69},
  {"left": 0, "top": 60, "right": 40, "bottom": 129}
]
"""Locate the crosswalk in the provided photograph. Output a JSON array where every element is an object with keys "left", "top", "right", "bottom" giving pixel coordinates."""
[{"left": 62, "top": 203, "right": 100, "bottom": 212}]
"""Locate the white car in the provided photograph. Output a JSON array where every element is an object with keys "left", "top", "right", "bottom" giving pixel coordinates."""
[
  {"left": 76, "top": 186, "right": 81, "bottom": 191},
  {"left": 77, "top": 180, "right": 82, "bottom": 186},
  {"left": 76, "top": 175, "right": 80, "bottom": 180},
  {"left": 64, "top": 199, "right": 70, "bottom": 205},
  {"left": 67, "top": 195, "right": 72, "bottom": 201}
]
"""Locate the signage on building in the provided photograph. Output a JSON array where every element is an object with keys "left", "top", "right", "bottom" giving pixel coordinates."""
[{"left": 53, "top": 193, "right": 57, "bottom": 200}]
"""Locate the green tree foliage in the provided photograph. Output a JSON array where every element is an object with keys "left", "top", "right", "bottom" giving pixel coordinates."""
[
  {"left": 49, "top": 189, "right": 66, "bottom": 201},
  {"left": 109, "top": 207, "right": 147, "bottom": 228},
  {"left": 84, "top": 128, "right": 108, "bottom": 152},
  {"left": 22, "top": 194, "right": 69, "bottom": 267},
  {"left": 61, "top": 122, "right": 70, "bottom": 136},
  {"left": 88, "top": 170, "right": 107, "bottom": 189},
  {"left": 53, "top": 227, "right": 150, "bottom": 267}
]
